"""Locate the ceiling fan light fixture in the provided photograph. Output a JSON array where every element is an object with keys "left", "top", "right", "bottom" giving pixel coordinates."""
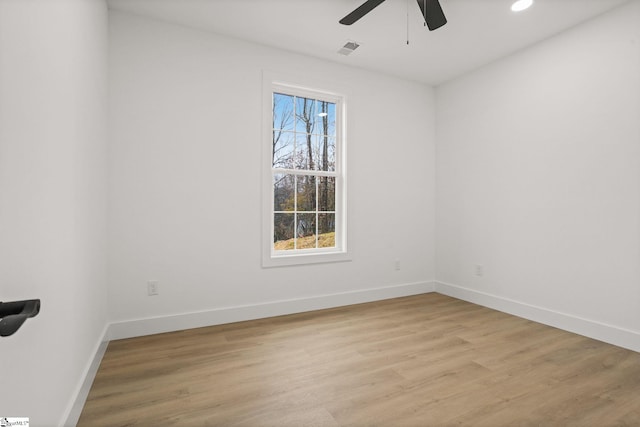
[{"left": 511, "top": 0, "right": 533, "bottom": 12}]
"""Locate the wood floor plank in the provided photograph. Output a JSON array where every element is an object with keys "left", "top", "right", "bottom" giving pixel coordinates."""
[{"left": 78, "top": 294, "right": 640, "bottom": 426}]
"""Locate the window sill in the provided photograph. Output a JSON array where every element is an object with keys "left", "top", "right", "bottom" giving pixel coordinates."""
[{"left": 262, "top": 250, "right": 352, "bottom": 268}]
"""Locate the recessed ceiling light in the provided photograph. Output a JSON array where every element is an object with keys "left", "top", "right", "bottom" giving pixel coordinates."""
[{"left": 511, "top": 0, "right": 533, "bottom": 12}]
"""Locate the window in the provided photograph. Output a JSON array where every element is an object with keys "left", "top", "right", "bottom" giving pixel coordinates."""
[{"left": 262, "top": 79, "right": 348, "bottom": 267}]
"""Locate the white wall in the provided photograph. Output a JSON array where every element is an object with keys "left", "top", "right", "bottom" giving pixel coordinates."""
[
  {"left": 1, "top": 0, "right": 637, "bottom": 422},
  {"left": 0, "top": 0, "right": 108, "bottom": 424},
  {"left": 108, "top": 12, "right": 436, "bottom": 335},
  {"left": 436, "top": 1, "right": 640, "bottom": 349}
]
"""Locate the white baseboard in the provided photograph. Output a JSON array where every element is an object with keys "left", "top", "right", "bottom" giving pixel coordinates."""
[
  {"left": 435, "top": 281, "right": 640, "bottom": 353},
  {"left": 108, "top": 281, "right": 436, "bottom": 340},
  {"left": 62, "top": 324, "right": 110, "bottom": 427}
]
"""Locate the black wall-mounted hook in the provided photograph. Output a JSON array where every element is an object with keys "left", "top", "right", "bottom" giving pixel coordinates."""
[{"left": 0, "top": 299, "right": 40, "bottom": 337}]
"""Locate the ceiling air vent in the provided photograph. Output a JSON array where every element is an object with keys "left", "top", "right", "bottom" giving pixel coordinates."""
[{"left": 338, "top": 41, "right": 360, "bottom": 56}]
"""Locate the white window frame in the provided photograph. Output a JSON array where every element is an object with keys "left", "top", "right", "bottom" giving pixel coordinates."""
[{"left": 262, "top": 72, "right": 350, "bottom": 268}]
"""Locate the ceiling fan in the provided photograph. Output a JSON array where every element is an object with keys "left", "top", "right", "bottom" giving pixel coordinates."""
[{"left": 339, "top": 0, "right": 447, "bottom": 31}]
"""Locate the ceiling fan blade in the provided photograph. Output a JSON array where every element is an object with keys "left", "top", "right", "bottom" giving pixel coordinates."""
[
  {"left": 339, "top": 0, "right": 387, "bottom": 25},
  {"left": 416, "top": 0, "right": 447, "bottom": 31}
]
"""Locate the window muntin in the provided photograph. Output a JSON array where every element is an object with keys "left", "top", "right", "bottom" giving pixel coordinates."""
[{"left": 270, "top": 86, "right": 343, "bottom": 257}]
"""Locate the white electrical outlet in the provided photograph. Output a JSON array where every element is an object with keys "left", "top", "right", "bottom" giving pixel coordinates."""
[
  {"left": 474, "top": 264, "right": 484, "bottom": 277},
  {"left": 147, "top": 280, "right": 159, "bottom": 296},
  {"left": 395, "top": 259, "right": 401, "bottom": 271}
]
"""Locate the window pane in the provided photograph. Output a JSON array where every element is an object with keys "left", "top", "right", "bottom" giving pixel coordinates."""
[
  {"left": 273, "top": 93, "right": 294, "bottom": 132},
  {"left": 326, "top": 102, "right": 336, "bottom": 137},
  {"left": 316, "top": 101, "right": 335, "bottom": 137},
  {"left": 295, "top": 133, "right": 314, "bottom": 170},
  {"left": 295, "top": 97, "right": 316, "bottom": 134},
  {"left": 296, "top": 175, "right": 316, "bottom": 211},
  {"left": 273, "top": 131, "right": 294, "bottom": 169},
  {"left": 296, "top": 213, "right": 316, "bottom": 249},
  {"left": 318, "top": 176, "right": 335, "bottom": 211},
  {"left": 313, "top": 135, "right": 335, "bottom": 172},
  {"left": 274, "top": 174, "right": 294, "bottom": 211},
  {"left": 318, "top": 213, "right": 335, "bottom": 248},
  {"left": 274, "top": 213, "right": 295, "bottom": 250}
]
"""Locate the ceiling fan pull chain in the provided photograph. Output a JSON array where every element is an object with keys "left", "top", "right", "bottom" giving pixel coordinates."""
[{"left": 407, "top": 0, "right": 410, "bottom": 44}]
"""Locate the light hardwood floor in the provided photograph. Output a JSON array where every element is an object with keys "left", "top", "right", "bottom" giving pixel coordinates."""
[{"left": 78, "top": 293, "right": 640, "bottom": 426}]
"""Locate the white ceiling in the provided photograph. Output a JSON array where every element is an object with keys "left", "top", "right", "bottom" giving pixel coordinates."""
[{"left": 107, "top": 0, "right": 630, "bottom": 85}]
